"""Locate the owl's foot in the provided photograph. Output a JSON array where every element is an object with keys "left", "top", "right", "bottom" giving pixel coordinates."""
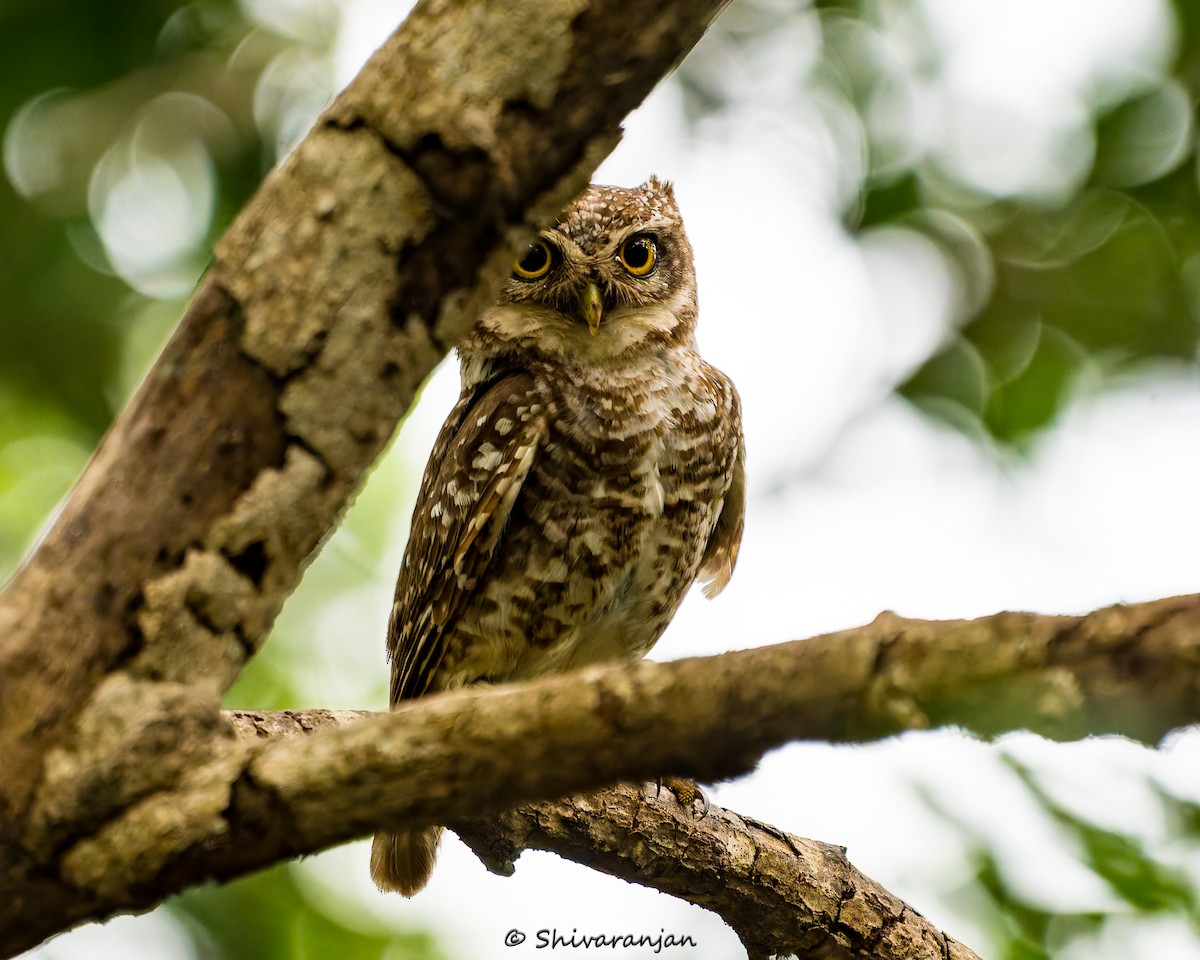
[{"left": 655, "top": 776, "right": 710, "bottom": 818}]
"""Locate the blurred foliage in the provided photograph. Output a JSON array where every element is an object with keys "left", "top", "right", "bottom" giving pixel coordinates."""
[
  {"left": 1006, "top": 759, "right": 1198, "bottom": 920},
  {"left": 969, "top": 851, "right": 1103, "bottom": 960},
  {"left": 860, "top": 0, "right": 1200, "bottom": 445},
  {"left": 170, "top": 861, "right": 443, "bottom": 960},
  {"left": 0, "top": 0, "right": 335, "bottom": 581},
  {"left": 682, "top": 0, "right": 1200, "bottom": 447},
  {"left": 924, "top": 753, "right": 1200, "bottom": 959},
  {"left": 2, "top": 0, "right": 254, "bottom": 437}
]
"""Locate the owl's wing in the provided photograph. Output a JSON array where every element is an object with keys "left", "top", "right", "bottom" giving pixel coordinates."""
[
  {"left": 389, "top": 371, "right": 547, "bottom": 703},
  {"left": 698, "top": 413, "right": 745, "bottom": 600}
]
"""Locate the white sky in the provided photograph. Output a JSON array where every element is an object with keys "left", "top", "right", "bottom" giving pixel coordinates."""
[{"left": 27, "top": 0, "right": 1200, "bottom": 958}]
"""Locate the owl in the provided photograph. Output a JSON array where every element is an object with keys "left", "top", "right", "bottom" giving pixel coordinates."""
[{"left": 370, "top": 177, "right": 746, "bottom": 895}]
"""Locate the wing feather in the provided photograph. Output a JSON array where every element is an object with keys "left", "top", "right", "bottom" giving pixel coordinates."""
[
  {"left": 389, "top": 372, "right": 547, "bottom": 703},
  {"left": 698, "top": 412, "right": 745, "bottom": 600}
]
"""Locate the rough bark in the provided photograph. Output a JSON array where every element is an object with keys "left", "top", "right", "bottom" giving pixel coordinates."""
[
  {"left": 456, "top": 788, "right": 981, "bottom": 960},
  {"left": 224, "top": 589, "right": 1200, "bottom": 753},
  {"left": 219, "top": 595, "right": 1200, "bottom": 871},
  {"left": 223, "top": 594, "right": 1200, "bottom": 959},
  {"left": 8, "top": 590, "right": 1193, "bottom": 955},
  {"left": 219, "top": 594, "right": 1200, "bottom": 851},
  {"left": 236, "top": 705, "right": 986, "bottom": 959},
  {"left": 0, "top": 0, "right": 728, "bottom": 953},
  {"left": 228, "top": 717, "right": 983, "bottom": 960}
]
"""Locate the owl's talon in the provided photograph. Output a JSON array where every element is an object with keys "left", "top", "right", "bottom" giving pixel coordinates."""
[{"left": 657, "top": 776, "right": 709, "bottom": 819}]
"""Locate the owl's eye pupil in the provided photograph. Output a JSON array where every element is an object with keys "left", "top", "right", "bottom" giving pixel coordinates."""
[
  {"left": 519, "top": 245, "right": 547, "bottom": 273},
  {"left": 618, "top": 235, "right": 657, "bottom": 276},
  {"left": 514, "top": 240, "right": 553, "bottom": 279}
]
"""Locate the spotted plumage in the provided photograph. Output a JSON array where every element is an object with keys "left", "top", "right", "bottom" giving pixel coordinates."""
[{"left": 370, "top": 177, "right": 745, "bottom": 895}]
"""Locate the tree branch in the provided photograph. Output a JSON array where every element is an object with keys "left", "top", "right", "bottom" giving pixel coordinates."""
[
  {"left": 456, "top": 789, "right": 981, "bottom": 960},
  {"left": 218, "top": 593, "right": 1200, "bottom": 860},
  {"left": 230, "top": 710, "right": 982, "bottom": 960},
  {"left": 236, "top": 604, "right": 1174, "bottom": 858},
  {"left": 228, "top": 593, "right": 1200, "bottom": 959},
  {"left": 9, "top": 593, "right": 1195, "bottom": 956}
]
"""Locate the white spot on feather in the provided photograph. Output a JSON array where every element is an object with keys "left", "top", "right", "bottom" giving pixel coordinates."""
[
  {"left": 649, "top": 464, "right": 665, "bottom": 515},
  {"left": 473, "top": 446, "right": 503, "bottom": 471}
]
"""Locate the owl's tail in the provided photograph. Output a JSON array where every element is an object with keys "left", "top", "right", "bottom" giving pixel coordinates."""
[{"left": 370, "top": 826, "right": 443, "bottom": 896}]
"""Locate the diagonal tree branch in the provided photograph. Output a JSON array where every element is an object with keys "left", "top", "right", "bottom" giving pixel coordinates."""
[
  {"left": 227, "top": 593, "right": 1200, "bottom": 865},
  {"left": 224, "top": 588, "right": 1200, "bottom": 757},
  {"left": 227, "top": 593, "right": 1200, "bottom": 958},
  {"left": 455, "top": 788, "right": 982, "bottom": 960}
]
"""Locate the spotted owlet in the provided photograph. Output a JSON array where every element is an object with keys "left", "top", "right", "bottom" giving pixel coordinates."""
[{"left": 370, "top": 177, "right": 746, "bottom": 895}]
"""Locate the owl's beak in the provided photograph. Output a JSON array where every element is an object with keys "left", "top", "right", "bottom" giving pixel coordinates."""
[{"left": 579, "top": 282, "right": 603, "bottom": 336}]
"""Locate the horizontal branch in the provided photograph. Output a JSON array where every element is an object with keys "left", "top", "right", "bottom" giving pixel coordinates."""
[
  {"left": 13, "top": 594, "right": 1198, "bottom": 955},
  {"left": 231, "top": 711, "right": 981, "bottom": 959},
  {"left": 216, "top": 593, "right": 1200, "bottom": 877},
  {"left": 220, "top": 592, "right": 1200, "bottom": 956}
]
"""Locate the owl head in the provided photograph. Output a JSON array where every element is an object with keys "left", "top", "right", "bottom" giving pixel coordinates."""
[{"left": 472, "top": 177, "right": 698, "bottom": 368}]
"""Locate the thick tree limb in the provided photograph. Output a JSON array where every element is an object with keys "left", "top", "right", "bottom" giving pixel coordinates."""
[
  {"left": 219, "top": 594, "right": 1200, "bottom": 857},
  {"left": 234, "top": 594, "right": 1200, "bottom": 959},
  {"left": 227, "top": 591, "right": 1200, "bottom": 959},
  {"left": 235, "top": 705, "right": 984, "bottom": 959},
  {"left": 9, "top": 594, "right": 1196, "bottom": 956},
  {"left": 235, "top": 597, "right": 1199, "bottom": 852},
  {"left": 0, "top": 0, "right": 729, "bottom": 950}
]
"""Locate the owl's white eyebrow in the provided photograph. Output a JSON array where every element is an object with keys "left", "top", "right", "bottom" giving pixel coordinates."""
[
  {"left": 548, "top": 219, "right": 672, "bottom": 259},
  {"left": 545, "top": 233, "right": 585, "bottom": 257}
]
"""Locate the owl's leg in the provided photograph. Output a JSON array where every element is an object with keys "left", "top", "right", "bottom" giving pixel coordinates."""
[{"left": 654, "top": 776, "right": 710, "bottom": 818}]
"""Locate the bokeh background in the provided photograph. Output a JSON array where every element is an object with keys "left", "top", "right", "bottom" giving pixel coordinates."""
[{"left": 6, "top": 0, "right": 1200, "bottom": 957}]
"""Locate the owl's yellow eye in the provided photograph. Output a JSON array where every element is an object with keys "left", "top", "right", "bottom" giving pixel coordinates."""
[
  {"left": 618, "top": 235, "right": 657, "bottom": 277},
  {"left": 513, "top": 239, "right": 555, "bottom": 280}
]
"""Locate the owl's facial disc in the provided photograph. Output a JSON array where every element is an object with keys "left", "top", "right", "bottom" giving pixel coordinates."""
[
  {"left": 580, "top": 281, "right": 602, "bottom": 336},
  {"left": 497, "top": 196, "right": 693, "bottom": 358}
]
